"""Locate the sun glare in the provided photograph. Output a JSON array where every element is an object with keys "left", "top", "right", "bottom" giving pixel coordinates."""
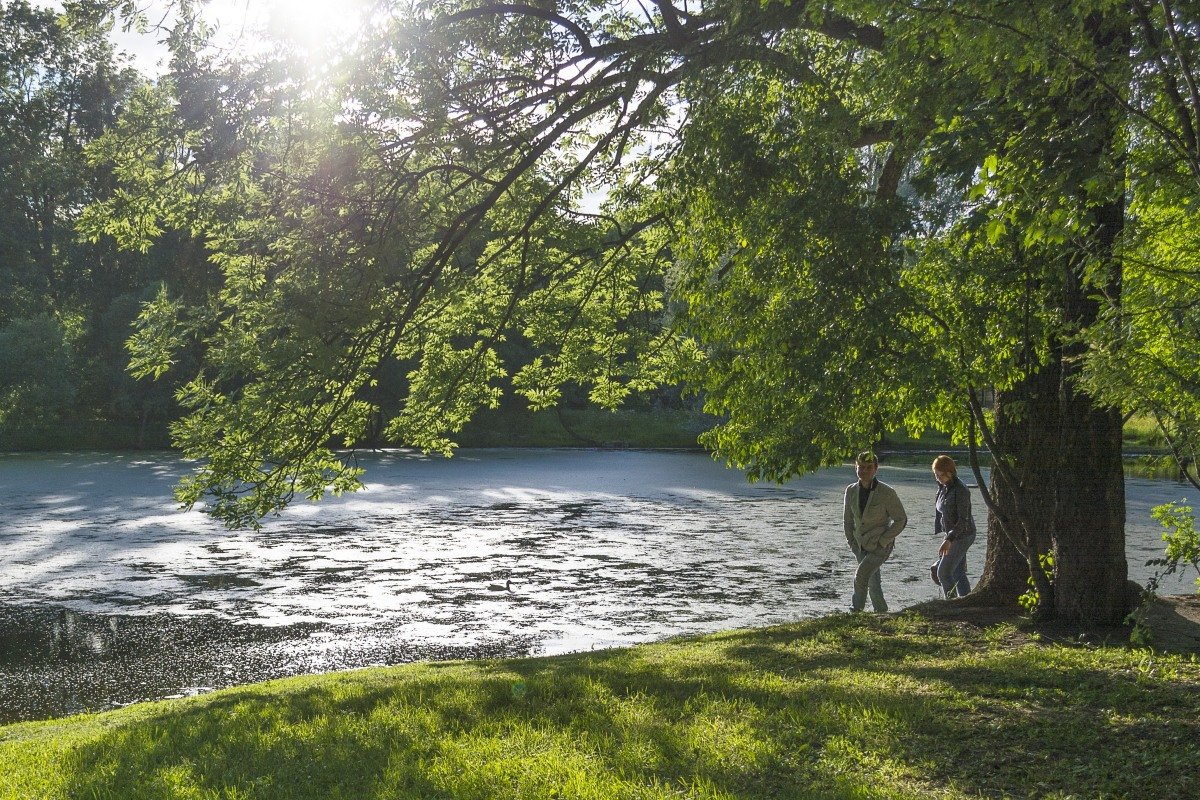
[{"left": 262, "top": 0, "right": 369, "bottom": 52}]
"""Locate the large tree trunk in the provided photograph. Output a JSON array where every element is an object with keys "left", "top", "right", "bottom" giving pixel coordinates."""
[
  {"left": 969, "top": 198, "right": 1128, "bottom": 625},
  {"left": 970, "top": 10, "right": 1132, "bottom": 627},
  {"left": 1053, "top": 393, "right": 1128, "bottom": 624},
  {"left": 1052, "top": 188, "right": 1129, "bottom": 625},
  {"left": 970, "top": 366, "right": 1060, "bottom": 606},
  {"left": 970, "top": 358, "right": 1129, "bottom": 625}
]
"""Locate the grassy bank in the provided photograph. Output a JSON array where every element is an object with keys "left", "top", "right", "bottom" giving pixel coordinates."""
[
  {"left": 0, "top": 408, "right": 1178, "bottom": 455},
  {"left": 457, "top": 406, "right": 714, "bottom": 448},
  {"left": 0, "top": 418, "right": 172, "bottom": 451},
  {"left": 3, "top": 613, "right": 1197, "bottom": 800}
]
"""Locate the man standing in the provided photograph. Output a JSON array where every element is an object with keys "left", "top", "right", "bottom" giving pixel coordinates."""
[{"left": 843, "top": 451, "right": 907, "bottom": 612}]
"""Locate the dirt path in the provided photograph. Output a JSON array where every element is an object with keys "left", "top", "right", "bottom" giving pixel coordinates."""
[{"left": 910, "top": 594, "right": 1200, "bottom": 655}]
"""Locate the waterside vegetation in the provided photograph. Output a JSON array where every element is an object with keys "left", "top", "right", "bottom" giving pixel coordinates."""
[
  {"left": 0, "top": 409, "right": 1182, "bottom": 459},
  {"left": 2, "top": 611, "right": 1196, "bottom": 800}
]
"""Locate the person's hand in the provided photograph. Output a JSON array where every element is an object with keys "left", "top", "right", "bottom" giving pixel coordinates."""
[{"left": 938, "top": 539, "right": 951, "bottom": 557}]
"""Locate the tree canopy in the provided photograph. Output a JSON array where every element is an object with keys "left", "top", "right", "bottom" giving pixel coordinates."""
[
  {"left": 0, "top": 0, "right": 178, "bottom": 441},
  {"left": 77, "top": 0, "right": 1200, "bottom": 622}
]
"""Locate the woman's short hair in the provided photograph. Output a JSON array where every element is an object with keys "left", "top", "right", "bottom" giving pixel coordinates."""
[{"left": 932, "top": 454, "right": 957, "bottom": 478}]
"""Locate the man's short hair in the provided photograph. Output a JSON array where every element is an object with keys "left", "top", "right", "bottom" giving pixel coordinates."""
[{"left": 855, "top": 450, "right": 878, "bottom": 465}]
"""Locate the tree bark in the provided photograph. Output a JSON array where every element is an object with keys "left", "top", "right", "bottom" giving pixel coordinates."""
[
  {"left": 971, "top": 351, "right": 1130, "bottom": 624},
  {"left": 970, "top": 366, "right": 1060, "bottom": 607},
  {"left": 1052, "top": 388, "right": 1128, "bottom": 624},
  {"left": 1051, "top": 186, "right": 1129, "bottom": 625}
]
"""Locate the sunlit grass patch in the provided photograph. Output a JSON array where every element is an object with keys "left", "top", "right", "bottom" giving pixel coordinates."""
[
  {"left": 2, "top": 613, "right": 1197, "bottom": 799},
  {"left": 1123, "top": 413, "right": 1167, "bottom": 449}
]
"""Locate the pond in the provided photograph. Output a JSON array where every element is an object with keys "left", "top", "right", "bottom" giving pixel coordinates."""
[{"left": 1, "top": 448, "right": 1196, "bottom": 723}]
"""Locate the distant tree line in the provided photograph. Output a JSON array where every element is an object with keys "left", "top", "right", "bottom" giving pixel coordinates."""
[{"left": 0, "top": 1, "right": 176, "bottom": 447}]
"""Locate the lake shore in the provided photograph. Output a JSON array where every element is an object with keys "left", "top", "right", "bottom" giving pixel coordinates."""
[{"left": 2, "top": 605, "right": 1196, "bottom": 800}]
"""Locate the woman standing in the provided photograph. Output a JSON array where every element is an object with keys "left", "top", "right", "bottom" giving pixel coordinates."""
[{"left": 931, "top": 455, "right": 976, "bottom": 599}]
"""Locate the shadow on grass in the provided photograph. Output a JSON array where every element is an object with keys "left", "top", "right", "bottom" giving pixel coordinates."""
[{"left": 52, "top": 613, "right": 1200, "bottom": 799}]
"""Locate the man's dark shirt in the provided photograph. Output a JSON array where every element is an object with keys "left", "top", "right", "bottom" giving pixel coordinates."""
[{"left": 858, "top": 477, "right": 878, "bottom": 515}]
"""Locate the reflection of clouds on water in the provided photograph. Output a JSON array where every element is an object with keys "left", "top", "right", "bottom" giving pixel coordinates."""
[{"left": 1, "top": 449, "right": 1198, "bottom": 721}]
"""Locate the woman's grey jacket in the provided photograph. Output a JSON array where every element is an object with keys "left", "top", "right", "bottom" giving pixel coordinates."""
[
  {"left": 935, "top": 477, "right": 976, "bottom": 542},
  {"left": 843, "top": 480, "right": 908, "bottom": 553}
]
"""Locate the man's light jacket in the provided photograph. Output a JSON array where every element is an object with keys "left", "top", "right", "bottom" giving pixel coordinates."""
[{"left": 843, "top": 480, "right": 908, "bottom": 553}]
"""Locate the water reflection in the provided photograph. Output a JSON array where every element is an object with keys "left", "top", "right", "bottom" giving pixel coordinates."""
[
  {"left": 0, "top": 449, "right": 1195, "bottom": 723},
  {"left": 52, "top": 609, "right": 117, "bottom": 658},
  {"left": 0, "top": 606, "right": 536, "bottom": 723}
]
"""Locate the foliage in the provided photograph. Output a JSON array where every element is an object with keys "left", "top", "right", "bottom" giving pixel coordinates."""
[
  {"left": 663, "top": 2, "right": 1106, "bottom": 483},
  {"left": 0, "top": 0, "right": 137, "bottom": 313},
  {"left": 1078, "top": 0, "right": 1200, "bottom": 488},
  {"left": 0, "top": 0, "right": 177, "bottom": 445},
  {"left": 1149, "top": 502, "right": 1200, "bottom": 593},
  {"left": 79, "top": 5, "right": 1100, "bottom": 498},
  {"left": 2, "top": 612, "right": 1198, "bottom": 799},
  {"left": 1017, "top": 550, "right": 1057, "bottom": 614},
  {"left": 457, "top": 405, "right": 711, "bottom": 448},
  {"left": 612, "top": 1, "right": 1135, "bottom": 623},
  {"left": 1126, "top": 501, "right": 1200, "bottom": 645},
  {"left": 0, "top": 315, "right": 76, "bottom": 427},
  {"left": 1123, "top": 414, "right": 1168, "bottom": 449}
]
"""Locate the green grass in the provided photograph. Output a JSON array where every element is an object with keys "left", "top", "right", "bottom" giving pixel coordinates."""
[
  {"left": 1123, "top": 414, "right": 1167, "bottom": 450},
  {"left": 3, "top": 613, "right": 1197, "bottom": 799},
  {"left": 0, "top": 410, "right": 1174, "bottom": 456},
  {"left": 0, "top": 417, "right": 172, "bottom": 451},
  {"left": 457, "top": 406, "right": 713, "bottom": 448},
  {"left": 878, "top": 429, "right": 954, "bottom": 450}
]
